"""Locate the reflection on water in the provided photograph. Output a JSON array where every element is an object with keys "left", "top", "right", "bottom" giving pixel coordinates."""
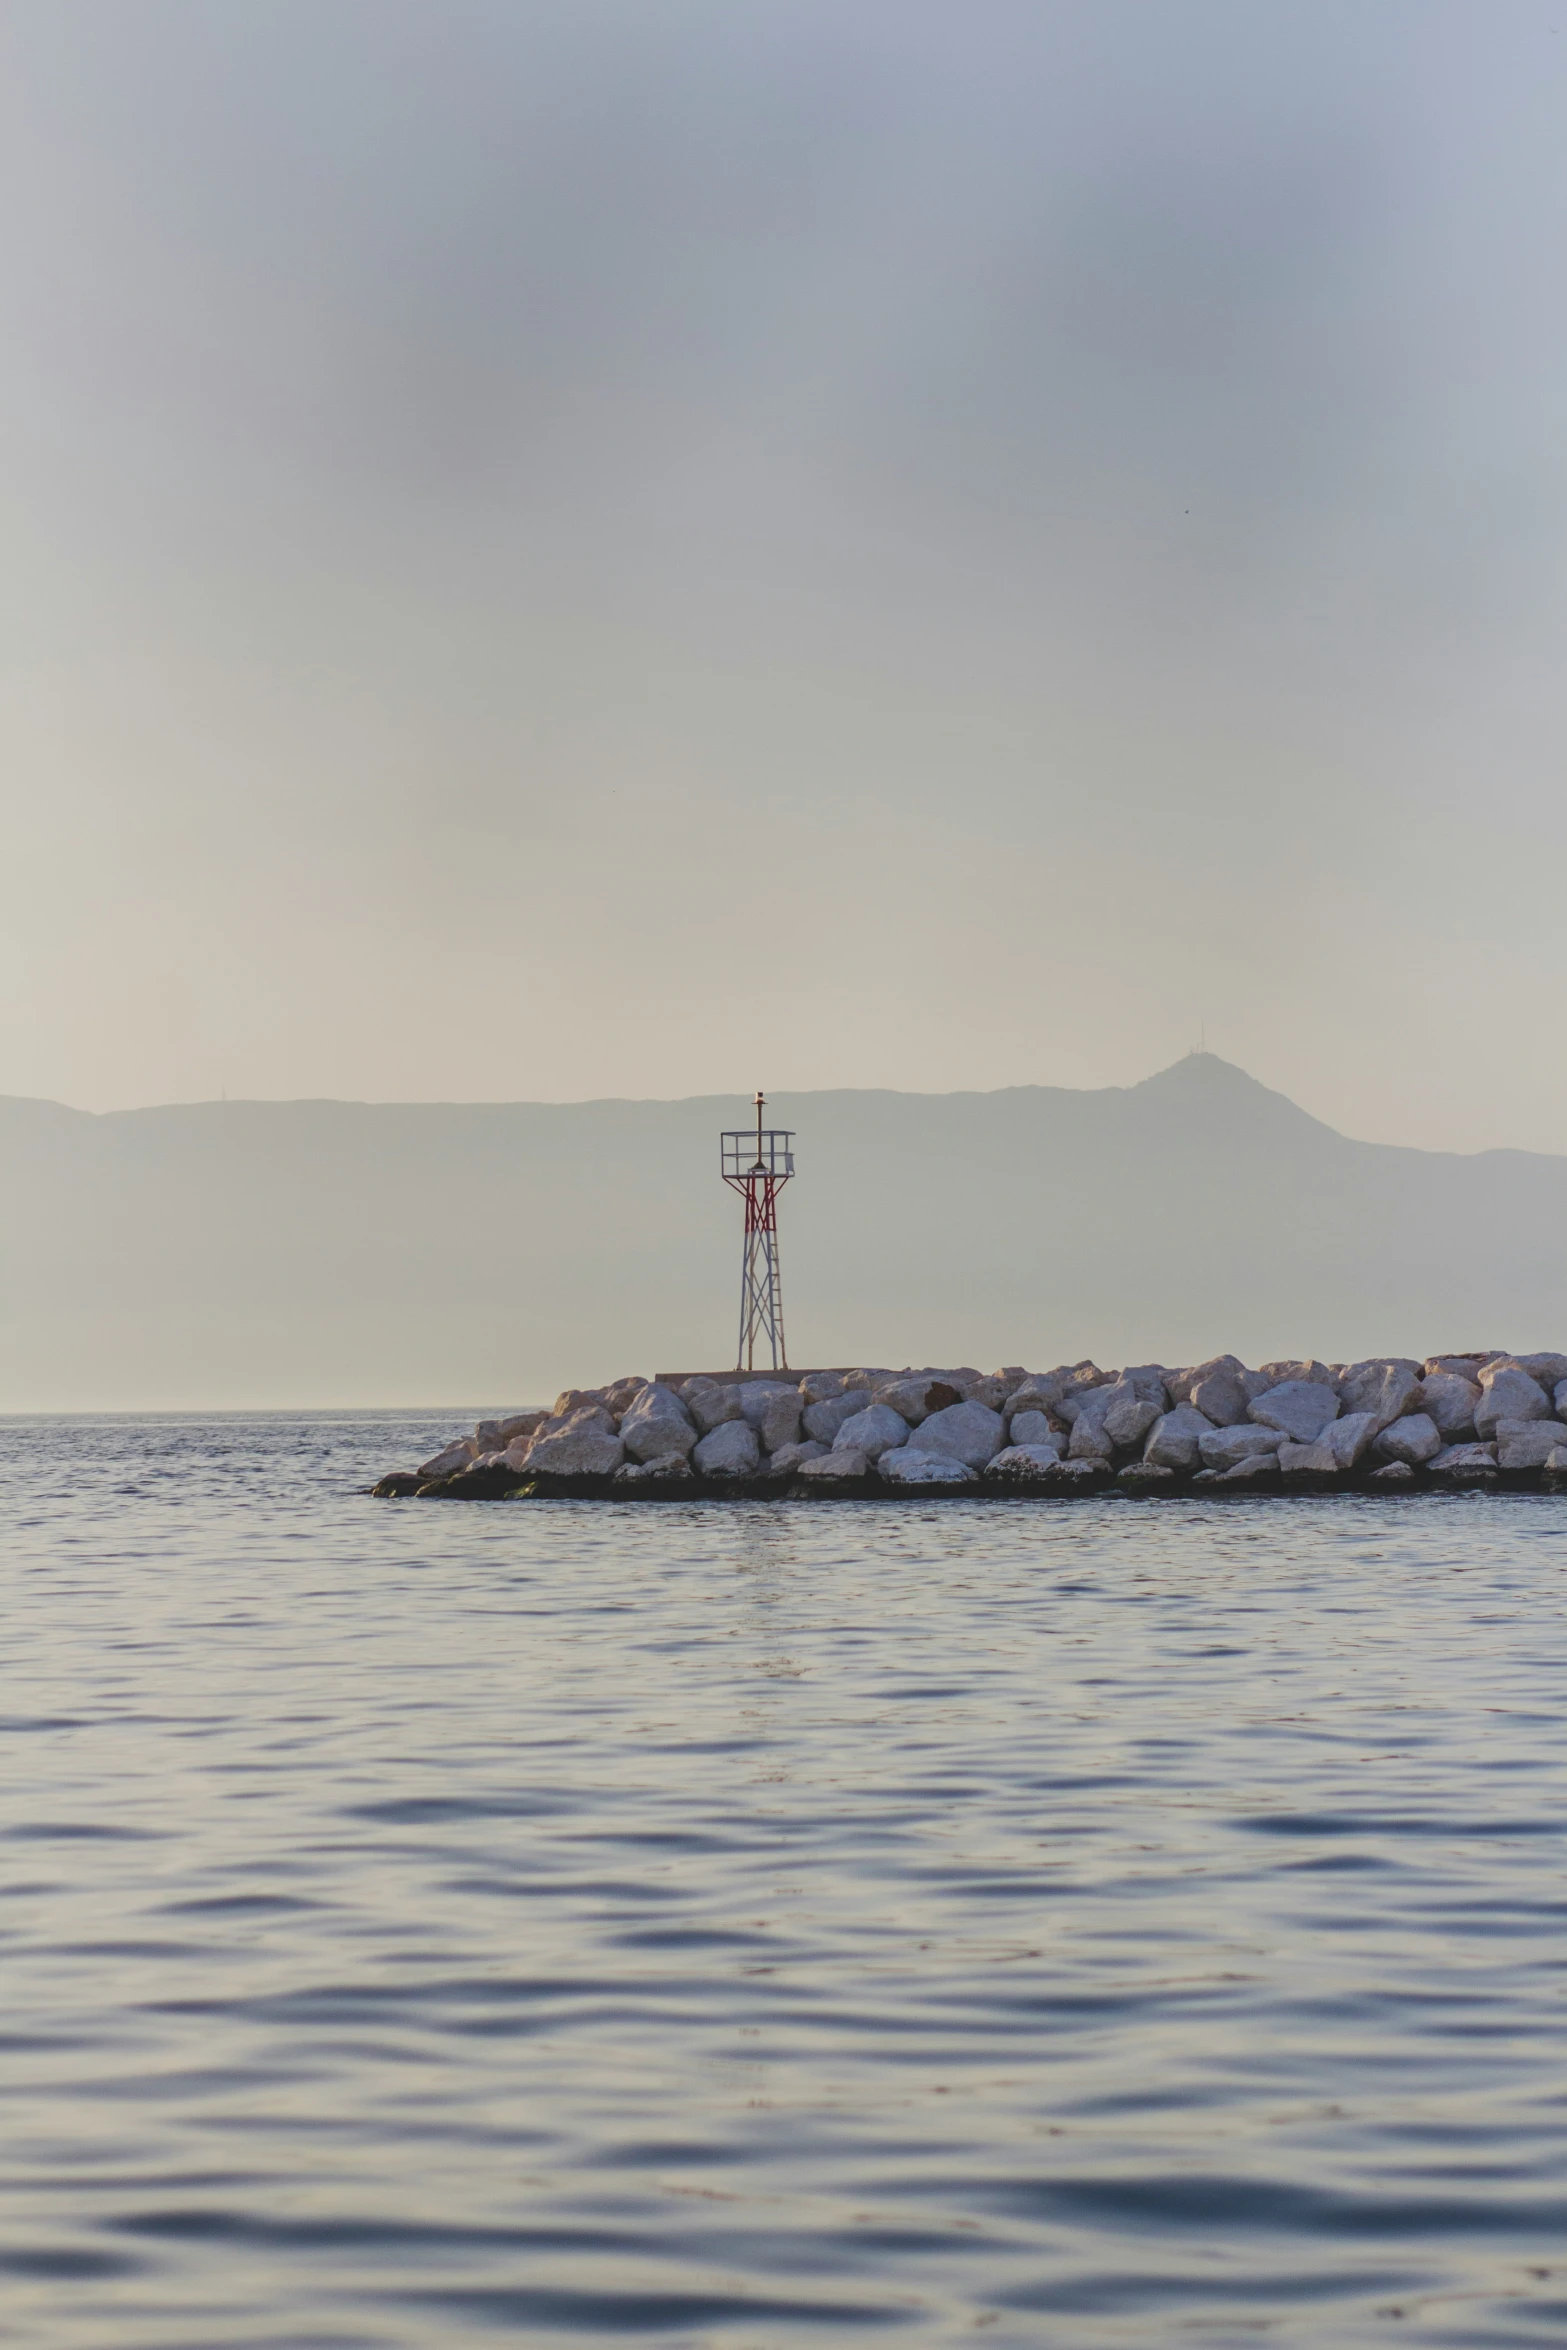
[{"left": 3, "top": 1412, "right": 1567, "bottom": 2345}]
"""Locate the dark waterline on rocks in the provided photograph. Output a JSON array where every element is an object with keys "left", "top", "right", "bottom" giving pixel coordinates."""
[{"left": 6, "top": 1410, "right": 1567, "bottom": 2347}]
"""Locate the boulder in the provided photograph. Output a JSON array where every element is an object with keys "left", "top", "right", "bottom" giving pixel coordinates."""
[
  {"left": 878, "top": 1448, "right": 979, "bottom": 1486},
  {"left": 417, "top": 1438, "right": 476, "bottom": 1479},
  {"left": 603, "top": 1375, "right": 649, "bottom": 1420},
  {"left": 1425, "top": 1354, "right": 1500, "bottom": 1380},
  {"left": 1185, "top": 1357, "right": 1256, "bottom": 1427},
  {"left": 984, "top": 1443, "right": 1063, "bottom": 1481},
  {"left": 1475, "top": 1362, "right": 1550, "bottom": 1438},
  {"left": 1515, "top": 1353, "right": 1567, "bottom": 1388},
  {"left": 912, "top": 1399, "right": 1006, "bottom": 1469},
  {"left": 769, "top": 1440, "right": 829, "bottom": 1474},
  {"left": 798, "top": 1448, "right": 872, "bottom": 1482},
  {"left": 1325, "top": 1412, "right": 1379, "bottom": 1471},
  {"left": 1546, "top": 1448, "right": 1567, "bottom": 1475},
  {"left": 1257, "top": 1360, "right": 1337, "bottom": 1389},
  {"left": 799, "top": 1371, "right": 850, "bottom": 1404},
  {"left": 834, "top": 1403, "right": 911, "bottom": 1461},
  {"left": 618, "top": 1382, "right": 699, "bottom": 1463},
  {"left": 1372, "top": 1413, "right": 1442, "bottom": 1466},
  {"left": 872, "top": 1375, "right": 961, "bottom": 1425},
  {"left": 1250, "top": 1381, "right": 1340, "bottom": 1443},
  {"left": 1277, "top": 1438, "right": 1340, "bottom": 1477},
  {"left": 497, "top": 1410, "right": 548, "bottom": 1444},
  {"left": 1193, "top": 1452, "right": 1280, "bottom": 1485},
  {"left": 1118, "top": 1462, "right": 1176, "bottom": 1489},
  {"left": 686, "top": 1381, "right": 747, "bottom": 1435},
  {"left": 1007, "top": 1408, "right": 1057, "bottom": 1449},
  {"left": 371, "top": 1471, "right": 424, "bottom": 1498},
  {"left": 552, "top": 1387, "right": 608, "bottom": 1417},
  {"left": 613, "top": 1452, "right": 693, "bottom": 1487},
  {"left": 1142, "top": 1405, "right": 1213, "bottom": 1473},
  {"left": 1368, "top": 1461, "right": 1416, "bottom": 1484},
  {"left": 1337, "top": 1361, "right": 1422, "bottom": 1432},
  {"left": 739, "top": 1381, "right": 803, "bottom": 1453},
  {"left": 524, "top": 1411, "right": 625, "bottom": 1477},
  {"left": 955, "top": 1373, "right": 1008, "bottom": 1412},
  {"left": 1418, "top": 1374, "right": 1481, "bottom": 1439},
  {"left": 1556, "top": 1381, "right": 1567, "bottom": 1422},
  {"left": 1198, "top": 1424, "right": 1286, "bottom": 1472},
  {"left": 802, "top": 1388, "right": 874, "bottom": 1445},
  {"left": 1429, "top": 1442, "right": 1499, "bottom": 1478},
  {"left": 1102, "top": 1387, "right": 1163, "bottom": 1450},
  {"left": 693, "top": 1420, "right": 762, "bottom": 1477},
  {"left": 1494, "top": 1419, "right": 1567, "bottom": 1470},
  {"left": 1004, "top": 1373, "right": 1070, "bottom": 1416}
]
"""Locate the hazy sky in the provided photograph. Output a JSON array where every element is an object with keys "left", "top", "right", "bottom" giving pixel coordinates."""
[{"left": 5, "top": 1, "right": 1567, "bottom": 1150}]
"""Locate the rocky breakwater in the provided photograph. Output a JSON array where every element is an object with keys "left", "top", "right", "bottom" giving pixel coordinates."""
[{"left": 372, "top": 1351, "right": 1567, "bottom": 1499}]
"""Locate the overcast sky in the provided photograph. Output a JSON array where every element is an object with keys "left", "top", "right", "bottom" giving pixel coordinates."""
[{"left": 4, "top": 1, "right": 1567, "bottom": 1150}]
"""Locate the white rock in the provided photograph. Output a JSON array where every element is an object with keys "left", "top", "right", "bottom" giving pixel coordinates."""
[
  {"left": 872, "top": 1374, "right": 962, "bottom": 1424},
  {"left": 1494, "top": 1419, "right": 1567, "bottom": 1469},
  {"left": 613, "top": 1452, "right": 693, "bottom": 1486},
  {"left": 802, "top": 1388, "right": 874, "bottom": 1444},
  {"left": 1429, "top": 1442, "right": 1499, "bottom": 1476},
  {"left": 1556, "top": 1381, "right": 1567, "bottom": 1421},
  {"left": 618, "top": 1382, "right": 699, "bottom": 1463},
  {"left": 878, "top": 1448, "right": 979, "bottom": 1486},
  {"left": 686, "top": 1382, "right": 747, "bottom": 1435},
  {"left": 1369, "top": 1461, "right": 1416, "bottom": 1484},
  {"left": 1325, "top": 1412, "right": 1379, "bottom": 1471},
  {"left": 1198, "top": 1424, "right": 1286, "bottom": 1472},
  {"left": 738, "top": 1381, "right": 802, "bottom": 1453},
  {"left": 770, "top": 1440, "right": 829, "bottom": 1474},
  {"left": 417, "top": 1438, "right": 476, "bottom": 1479},
  {"left": 1250, "top": 1381, "right": 1340, "bottom": 1443},
  {"left": 1516, "top": 1352, "right": 1567, "bottom": 1387},
  {"left": 1336, "top": 1361, "right": 1422, "bottom": 1433},
  {"left": 693, "top": 1420, "right": 762, "bottom": 1477},
  {"left": 984, "top": 1444, "right": 1062, "bottom": 1481},
  {"left": 1425, "top": 1355, "right": 1498, "bottom": 1381},
  {"left": 603, "top": 1376, "right": 649, "bottom": 1420},
  {"left": 1373, "top": 1413, "right": 1442, "bottom": 1466},
  {"left": 1194, "top": 1452, "right": 1281, "bottom": 1484},
  {"left": 912, "top": 1400, "right": 1006, "bottom": 1468},
  {"left": 1119, "top": 1462, "right": 1176, "bottom": 1487},
  {"left": 1475, "top": 1363, "right": 1551, "bottom": 1438},
  {"left": 524, "top": 1411, "right": 625, "bottom": 1476},
  {"left": 1277, "top": 1438, "right": 1340, "bottom": 1476},
  {"left": 1142, "top": 1405, "right": 1214, "bottom": 1472},
  {"left": 1546, "top": 1448, "right": 1567, "bottom": 1474},
  {"left": 1185, "top": 1358, "right": 1256, "bottom": 1427},
  {"left": 1007, "top": 1408, "right": 1057, "bottom": 1448},
  {"left": 834, "top": 1403, "right": 910, "bottom": 1462},
  {"left": 552, "top": 1387, "right": 609, "bottom": 1418},
  {"left": 799, "top": 1371, "right": 850, "bottom": 1404},
  {"left": 497, "top": 1410, "right": 548, "bottom": 1444},
  {"left": 955, "top": 1373, "right": 1008, "bottom": 1412},
  {"left": 1257, "top": 1360, "right": 1338, "bottom": 1389},
  {"left": 1102, "top": 1387, "right": 1163, "bottom": 1449},
  {"left": 798, "top": 1447, "right": 872, "bottom": 1481},
  {"left": 1418, "top": 1374, "right": 1481, "bottom": 1438}
]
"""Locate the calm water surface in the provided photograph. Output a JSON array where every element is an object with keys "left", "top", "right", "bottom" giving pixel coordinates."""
[{"left": 3, "top": 1413, "right": 1567, "bottom": 2347}]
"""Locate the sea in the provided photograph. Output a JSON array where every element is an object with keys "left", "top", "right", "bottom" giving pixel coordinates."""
[{"left": 4, "top": 1410, "right": 1567, "bottom": 2348}]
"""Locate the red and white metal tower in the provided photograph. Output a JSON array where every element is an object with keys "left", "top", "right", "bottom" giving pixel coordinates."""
[{"left": 721, "top": 1092, "right": 795, "bottom": 1372}]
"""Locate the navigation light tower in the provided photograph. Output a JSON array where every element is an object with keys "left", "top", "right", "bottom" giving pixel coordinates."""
[{"left": 721, "top": 1092, "right": 794, "bottom": 1372}]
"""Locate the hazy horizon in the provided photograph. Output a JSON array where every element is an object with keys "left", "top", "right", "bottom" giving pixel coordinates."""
[{"left": 6, "top": 3, "right": 1567, "bottom": 1154}]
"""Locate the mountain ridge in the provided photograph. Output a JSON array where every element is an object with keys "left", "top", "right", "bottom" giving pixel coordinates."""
[{"left": 4, "top": 1054, "right": 1561, "bottom": 1408}]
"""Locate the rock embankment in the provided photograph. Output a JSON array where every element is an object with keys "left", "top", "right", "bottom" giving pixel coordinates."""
[{"left": 373, "top": 1352, "right": 1567, "bottom": 1499}]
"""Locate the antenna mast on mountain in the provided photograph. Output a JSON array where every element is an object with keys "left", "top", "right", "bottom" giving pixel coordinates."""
[{"left": 721, "top": 1092, "right": 794, "bottom": 1372}]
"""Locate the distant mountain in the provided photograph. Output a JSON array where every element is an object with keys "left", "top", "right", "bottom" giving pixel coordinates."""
[{"left": 4, "top": 1054, "right": 1564, "bottom": 1409}]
